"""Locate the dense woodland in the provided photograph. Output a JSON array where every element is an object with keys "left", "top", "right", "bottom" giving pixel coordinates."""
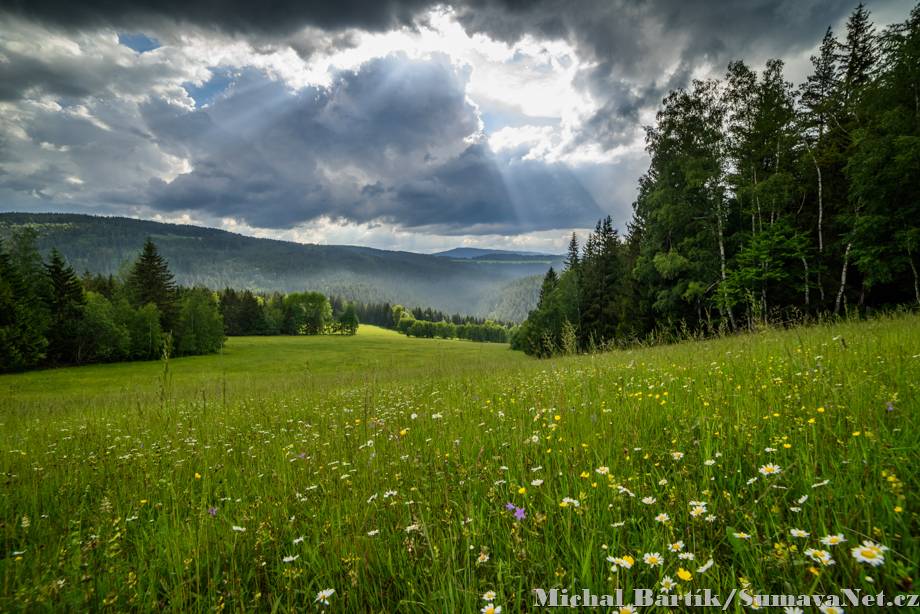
[
  {"left": 514, "top": 4, "right": 920, "bottom": 355},
  {"left": 0, "top": 213, "right": 549, "bottom": 322},
  {"left": 0, "top": 232, "right": 514, "bottom": 372}
]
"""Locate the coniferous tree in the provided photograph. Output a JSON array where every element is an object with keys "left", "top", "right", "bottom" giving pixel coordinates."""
[
  {"left": 43, "top": 246, "right": 87, "bottom": 365},
  {"left": 0, "top": 240, "right": 47, "bottom": 371},
  {"left": 129, "top": 237, "right": 177, "bottom": 329}
]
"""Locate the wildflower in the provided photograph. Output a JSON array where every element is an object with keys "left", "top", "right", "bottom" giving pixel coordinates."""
[
  {"left": 747, "top": 477, "right": 758, "bottom": 485},
  {"left": 812, "top": 480, "right": 830, "bottom": 488},
  {"left": 232, "top": 526, "right": 246, "bottom": 532},
  {"left": 658, "top": 479, "right": 668, "bottom": 485},
  {"left": 817, "top": 606, "right": 845, "bottom": 614},
  {"left": 806, "top": 549, "right": 835, "bottom": 566},
  {"left": 790, "top": 507, "right": 801, "bottom": 513},
  {"left": 607, "top": 555, "right": 634, "bottom": 569},
  {"left": 733, "top": 532, "right": 751, "bottom": 539},
  {"left": 384, "top": 490, "right": 398, "bottom": 498},
  {"left": 784, "top": 608, "right": 805, "bottom": 614},
  {"left": 293, "top": 536, "right": 305, "bottom": 544},
  {"left": 611, "top": 521, "right": 626, "bottom": 528},
  {"left": 820, "top": 534, "right": 846, "bottom": 546},
  {"left": 659, "top": 575, "right": 676, "bottom": 593},
  {"left": 643, "top": 552, "right": 663, "bottom": 567},
  {"left": 405, "top": 524, "right": 419, "bottom": 533},
  {"left": 655, "top": 513, "right": 669, "bottom": 523},
  {"left": 704, "top": 459, "right": 715, "bottom": 466},
  {"left": 514, "top": 507, "right": 526, "bottom": 521},
  {"left": 477, "top": 553, "right": 490, "bottom": 564},
  {"left": 208, "top": 507, "right": 217, "bottom": 516},
  {"left": 797, "top": 494, "right": 809, "bottom": 504},
  {"left": 481, "top": 605, "right": 501, "bottom": 614},
  {"left": 195, "top": 473, "right": 201, "bottom": 479},
  {"left": 758, "top": 463, "right": 781, "bottom": 476},
  {"left": 678, "top": 552, "right": 696, "bottom": 560},
  {"left": 615, "top": 607, "right": 637, "bottom": 614},
  {"left": 483, "top": 591, "right": 496, "bottom": 602},
  {"left": 677, "top": 568, "right": 692, "bottom": 581},
  {"left": 432, "top": 413, "right": 442, "bottom": 419},
  {"left": 367, "top": 529, "right": 379, "bottom": 536},
  {"left": 530, "top": 435, "right": 539, "bottom": 444},
  {"left": 367, "top": 493, "right": 378, "bottom": 504},
  {"left": 688, "top": 500, "right": 707, "bottom": 507},
  {"left": 668, "top": 541, "right": 684, "bottom": 553},
  {"left": 764, "top": 447, "right": 776, "bottom": 452},
  {"left": 283, "top": 555, "right": 299, "bottom": 563},
  {"left": 596, "top": 467, "right": 610, "bottom": 475},
  {"left": 851, "top": 541, "right": 887, "bottom": 567},
  {"left": 531, "top": 479, "right": 543, "bottom": 486},
  {"left": 314, "top": 589, "right": 335, "bottom": 605},
  {"left": 790, "top": 529, "right": 810, "bottom": 538},
  {"left": 641, "top": 496, "right": 656, "bottom": 505},
  {"left": 671, "top": 452, "right": 684, "bottom": 460},
  {"left": 696, "top": 559, "right": 714, "bottom": 573},
  {"left": 705, "top": 515, "right": 716, "bottom": 522},
  {"left": 505, "top": 502, "right": 515, "bottom": 510},
  {"left": 560, "top": 497, "right": 580, "bottom": 507},
  {"left": 690, "top": 506, "right": 705, "bottom": 517}
]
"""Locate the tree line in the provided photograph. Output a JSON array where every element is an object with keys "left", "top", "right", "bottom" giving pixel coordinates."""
[
  {"left": 1, "top": 230, "right": 520, "bottom": 372},
  {"left": 1, "top": 231, "right": 226, "bottom": 371},
  {"left": 514, "top": 4, "right": 920, "bottom": 356}
]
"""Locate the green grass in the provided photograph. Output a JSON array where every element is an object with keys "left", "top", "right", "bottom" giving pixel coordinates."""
[
  {"left": 0, "top": 325, "right": 527, "bottom": 410},
  {"left": 1, "top": 314, "right": 918, "bottom": 613}
]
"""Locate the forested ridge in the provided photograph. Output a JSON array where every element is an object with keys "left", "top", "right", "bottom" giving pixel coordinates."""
[
  {"left": 514, "top": 4, "right": 920, "bottom": 355},
  {"left": 0, "top": 213, "right": 546, "bottom": 322}
]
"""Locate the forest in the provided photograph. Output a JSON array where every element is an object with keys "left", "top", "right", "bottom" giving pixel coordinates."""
[
  {"left": 0, "top": 213, "right": 549, "bottom": 323},
  {"left": 514, "top": 4, "right": 920, "bottom": 356},
  {"left": 0, "top": 232, "right": 515, "bottom": 372}
]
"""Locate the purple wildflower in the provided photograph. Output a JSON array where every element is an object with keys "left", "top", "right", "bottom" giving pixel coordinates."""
[
  {"left": 505, "top": 502, "right": 516, "bottom": 511},
  {"left": 208, "top": 507, "right": 218, "bottom": 516},
  {"left": 886, "top": 401, "right": 894, "bottom": 413},
  {"left": 514, "top": 507, "right": 527, "bottom": 521}
]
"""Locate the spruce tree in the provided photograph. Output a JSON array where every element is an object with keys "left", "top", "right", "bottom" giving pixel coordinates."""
[
  {"left": 564, "top": 232, "right": 580, "bottom": 271},
  {"left": 0, "top": 240, "right": 47, "bottom": 371},
  {"left": 129, "top": 237, "right": 177, "bottom": 330},
  {"left": 43, "top": 247, "right": 86, "bottom": 365}
]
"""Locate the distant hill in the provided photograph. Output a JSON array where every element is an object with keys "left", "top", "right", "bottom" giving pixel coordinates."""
[
  {"left": 431, "top": 247, "right": 560, "bottom": 259},
  {"left": 0, "top": 213, "right": 547, "bottom": 322}
]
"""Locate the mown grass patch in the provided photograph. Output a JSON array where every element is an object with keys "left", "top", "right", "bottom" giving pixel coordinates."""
[{"left": 1, "top": 314, "right": 917, "bottom": 612}]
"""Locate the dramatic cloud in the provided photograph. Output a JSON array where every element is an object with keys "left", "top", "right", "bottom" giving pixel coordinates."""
[{"left": 0, "top": 0, "right": 911, "bottom": 251}]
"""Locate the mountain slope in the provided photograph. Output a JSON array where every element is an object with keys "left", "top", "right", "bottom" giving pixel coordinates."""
[{"left": 0, "top": 213, "right": 549, "bottom": 320}]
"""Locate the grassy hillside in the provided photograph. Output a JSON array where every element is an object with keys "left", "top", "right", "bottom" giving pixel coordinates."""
[
  {"left": 0, "top": 213, "right": 547, "bottom": 319},
  {"left": 0, "top": 325, "right": 526, "bottom": 405},
  {"left": 1, "top": 313, "right": 917, "bottom": 612}
]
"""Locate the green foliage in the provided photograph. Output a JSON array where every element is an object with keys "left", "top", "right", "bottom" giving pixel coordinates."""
[
  {"left": 517, "top": 5, "right": 920, "bottom": 355},
  {"left": 174, "top": 288, "right": 227, "bottom": 356},
  {"left": 283, "top": 291, "right": 332, "bottom": 335},
  {"left": 336, "top": 302, "right": 359, "bottom": 335},
  {"left": 0, "top": 241, "right": 46, "bottom": 372},
  {"left": 43, "top": 246, "right": 87, "bottom": 365},
  {"left": 129, "top": 237, "right": 177, "bottom": 330},
  {"left": 75, "top": 292, "right": 131, "bottom": 364},
  {"left": 126, "top": 302, "right": 165, "bottom": 360}
]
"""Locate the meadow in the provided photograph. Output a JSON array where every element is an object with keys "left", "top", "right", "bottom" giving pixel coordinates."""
[{"left": 1, "top": 316, "right": 917, "bottom": 613}]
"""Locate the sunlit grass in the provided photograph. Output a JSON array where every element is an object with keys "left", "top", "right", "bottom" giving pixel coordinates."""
[{"left": 1, "top": 314, "right": 917, "bottom": 612}]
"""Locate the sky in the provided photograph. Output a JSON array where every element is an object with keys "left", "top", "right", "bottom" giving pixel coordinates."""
[{"left": 0, "top": 0, "right": 912, "bottom": 254}]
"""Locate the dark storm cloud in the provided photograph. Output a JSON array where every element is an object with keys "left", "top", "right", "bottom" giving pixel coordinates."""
[
  {"left": 1, "top": 0, "right": 434, "bottom": 36},
  {"left": 139, "top": 54, "right": 599, "bottom": 233},
  {"left": 455, "top": 0, "right": 882, "bottom": 151}
]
